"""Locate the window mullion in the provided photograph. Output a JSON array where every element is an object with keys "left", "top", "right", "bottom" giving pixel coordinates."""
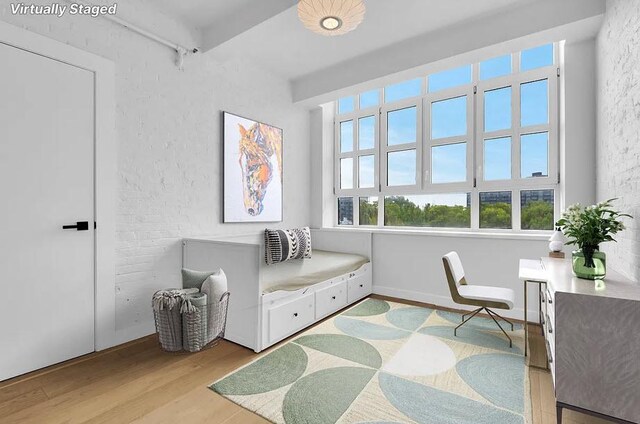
[{"left": 513, "top": 78, "right": 522, "bottom": 185}]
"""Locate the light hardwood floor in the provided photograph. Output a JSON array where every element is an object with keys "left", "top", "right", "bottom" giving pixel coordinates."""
[{"left": 0, "top": 297, "right": 610, "bottom": 424}]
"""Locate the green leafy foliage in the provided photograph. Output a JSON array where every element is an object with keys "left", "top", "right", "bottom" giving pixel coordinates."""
[
  {"left": 359, "top": 199, "right": 378, "bottom": 226},
  {"left": 521, "top": 201, "right": 554, "bottom": 230},
  {"left": 479, "top": 202, "right": 511, "bottom": 229},
  {"left": 361, "top": 196, "right": 554, "bottom": 230},
  {"left": 383, "top": 196, "right": 470, "bottom": 228}
]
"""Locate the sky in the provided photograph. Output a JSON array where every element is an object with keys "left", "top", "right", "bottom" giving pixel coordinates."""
[{"left": 338, "top": 44, "right": 554, "bottom": 190}]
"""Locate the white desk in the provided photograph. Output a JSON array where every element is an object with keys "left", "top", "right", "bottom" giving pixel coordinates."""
[{"left": 519, "top": 257, "right": 640, "bottom": 424}]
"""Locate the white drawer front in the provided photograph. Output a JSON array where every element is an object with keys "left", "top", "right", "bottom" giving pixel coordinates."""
[
  {"left": 315, "top": 281, "right": 347, "bottom": 319},
  {"left": 268, "top": 293, "right": 315, "bottom": 344},
  {"left": 347, "top": 268, "right": 372, "bottom": 303}
]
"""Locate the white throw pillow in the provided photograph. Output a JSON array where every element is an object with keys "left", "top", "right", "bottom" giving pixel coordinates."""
[
  {"left": 200, "top": 269, "right": 228, "bottom": 342},
  {"left": 201, "top": 269, "right": 228, "bottom": 303}
]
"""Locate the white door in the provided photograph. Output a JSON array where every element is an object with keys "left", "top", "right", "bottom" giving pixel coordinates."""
[{"left": 0, "top": 42, "right": 95, "bottom": 381}]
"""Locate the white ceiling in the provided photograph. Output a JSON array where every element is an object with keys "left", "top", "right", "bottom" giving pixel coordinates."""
[
  {"left": 150, "top": 0, "right": 262, "bottom": 29},
  {"left": 150, "top": 0, "right": 541, "bottom": 79}
]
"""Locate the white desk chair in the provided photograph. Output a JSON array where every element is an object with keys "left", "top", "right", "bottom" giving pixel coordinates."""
[{"left": 442, "top": 251, "right": 516, "bottom": 347}]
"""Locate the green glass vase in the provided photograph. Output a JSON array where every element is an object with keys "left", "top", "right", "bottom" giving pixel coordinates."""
[{"left": 572, "top": 250, "right": 606, "bottom": 280}]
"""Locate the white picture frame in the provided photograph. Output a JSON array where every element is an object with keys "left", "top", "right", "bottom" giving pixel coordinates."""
[{"left": 223, "top": 112, "right": 283, "bottom": 223}]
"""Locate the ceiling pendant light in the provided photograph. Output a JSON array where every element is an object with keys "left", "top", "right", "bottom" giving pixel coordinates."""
[{"left": 298, "top": 0, "right": 366, "bottom": 36}]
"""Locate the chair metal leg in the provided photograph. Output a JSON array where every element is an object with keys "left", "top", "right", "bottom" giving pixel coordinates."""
[
  {"left": 486, "top": 308, "right": 514, "bottom": 331},
  {"left": 485, "top": 308, "right": 513, "bottom": 348},
  {"left": 454, "top": 307, "right": 482, "bottom": 336},
  {"left": 461, "top": 309, "right": 475, "bottom": 322}
]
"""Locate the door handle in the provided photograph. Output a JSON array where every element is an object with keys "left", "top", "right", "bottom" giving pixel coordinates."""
[{"left": 62, "top": 221, "right": 89, "bottom": 231}]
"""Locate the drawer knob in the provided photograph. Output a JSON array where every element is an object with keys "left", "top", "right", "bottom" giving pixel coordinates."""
[
  {"left": 293, "top": 312, "right": 298, "bottom": 317},
  {"left": 359, "top": 284, "right": 363, "bottom": 288},
  {"left": 332, "top": 296, "right": 336, "bottom": 300}
]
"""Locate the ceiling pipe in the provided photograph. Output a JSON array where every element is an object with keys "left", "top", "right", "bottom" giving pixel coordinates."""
[{"left": 65, "top": 0, "right": 199, "bottom": 69}]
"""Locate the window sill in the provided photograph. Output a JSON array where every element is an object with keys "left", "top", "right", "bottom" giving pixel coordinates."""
[{"left": 318, "top": 226, "right": 552, "bottom": 241}]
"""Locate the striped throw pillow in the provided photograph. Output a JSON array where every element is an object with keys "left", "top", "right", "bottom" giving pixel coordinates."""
[{"left": 264, "top": 227, "right": 312, "bottom": 265}]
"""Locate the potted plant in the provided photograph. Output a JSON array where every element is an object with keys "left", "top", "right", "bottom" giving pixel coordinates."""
[{"left": 556, "top": 199, "right": 632, "bottom": 280}]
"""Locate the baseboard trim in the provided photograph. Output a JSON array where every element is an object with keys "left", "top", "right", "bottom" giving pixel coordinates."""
[
  {"left": 113, "top": 321, "right": 155, "bottom": 347},
  {"left": 372, "top": 285, "right": 539, "bottom": 322}
]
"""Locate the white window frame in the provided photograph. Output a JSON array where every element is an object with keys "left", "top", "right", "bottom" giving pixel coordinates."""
[
  {"left": 333, "top": 43, "right": 560, "bottom": 233},
  {"left": 424, "top": 85, "right": 474, "bottom": 194},
  {"left": 380, "top": 98, "right": 423, "bottom": 194}
]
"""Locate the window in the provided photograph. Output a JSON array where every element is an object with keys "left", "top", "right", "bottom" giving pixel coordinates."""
[
  {"left": 521, "top": 189, "right": 554, "bottom": 230},
  {"left": 360, "top": 90, "right": 380, "bottom": 109},
  {"left": 521, "top": 44, "right": 554, "bottom": 71},
  {"left": 385, "top": 194, "right": 470, "bottom": 228},
  {"left": 387, "top": 150, "right": 416, "bottom": 186},
  {"left": 484, "top": 87, "right": 511, "bottom": 132},
  {"left": 480, "top": 55, "right": 512, "bottom": 80},
  {"left": 340, "top": 158, "right": 353, "bottom": 189},
  {"left": 340, "top": 120, "right": 353, "bottom": 152},
  {"left": 480, "top": 191, "right": 512, "bottom": 229},
  {"left": 428, "top": 65, "right": 472, "bottom": 92},
  {"left": 335, "top": 43, "right": 558, "bottom": 231},
  {"left": 338, "top": 97, "right": 355, "bottom": 114},
  {"left": 359, "top": 197, "right": 378, "bottom": 226},
  {"left": 484, "top": 137, "right": 511, "bottom": 181},
  {"left": 385, "top": 79, "right": 422, "bottom": 103},
  {"left": 338, "top": 197, "right": 354, "bottom": 225}
]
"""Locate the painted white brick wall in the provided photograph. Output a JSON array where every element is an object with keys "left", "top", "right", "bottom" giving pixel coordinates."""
[
  {"left": 0, "top": 0, "right": 311, "bottom": 342},
  {"left": 596, "top": 0, "right": 640, "bottom": 282}
]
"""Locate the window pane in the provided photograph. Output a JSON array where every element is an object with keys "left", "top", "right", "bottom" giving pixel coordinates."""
[
  {"left": 387, "top": 107, "right": 417, "bottom": 146},
  {"left": 359, "top": 155, "right": 375, "bottom": 188},
  {"left": 385, "top": 79, "right": 421, "bottom": 103},
  {"left": 521, "top": 79, "right": 548, "bottom": 127},
  {"left": 431, "top": 96, "right": 467, "bottom": 139},
  {"left": 340, "top": 157, "right": 353, "bottom": 189},
  {"left": 338, "top": 197, "right": 354, "bottom": 225},
  {"left": 480, "top": 191, "right": 512, "bottom": 229},
  {"left": 480, "top": 55, "right": 512, "bottom": 80},
  {"left": 432, "top": 142, "right": 466, "bottom": 184},
  {"left": 384, "top": 194, "right": 470, "bottom": 228},
  {"left": 387, "top": 150, "right": 416, "bottom": 186},
  {"left": 340, "top": 120, "right": 353, "bottom": 153},
  {"left": 484, "top": 87, "right": 512, "bottom": 132},
  {"left": 484, "top": 137, "right": 511, "bottom": 181},
  {"left": 428, "top": 65, "right": 472, "bottom": 92},
  {"left": 338, "top": 96, "right": 355, "bottom": 114},
  {"left": 521, "top": 190, "right": 554, "bottom": 230},
  {"left": 360, "top": 90, "right": 379, "bottom": 109},
  {"left": 521, "top": 44, "right": 553, "bottom": 71},
  {"left": 521, "top": 132, "right": 548, "bottom": 178},
  {"left": 359, "top": 197, "right": 378, "bottom": 226},
  {"left": 358, "top": 116, "right": 375, "bottom": 150}
]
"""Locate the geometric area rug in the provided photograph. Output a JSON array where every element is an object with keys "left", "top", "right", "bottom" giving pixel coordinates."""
[{"left": 210, "top": 298, "right": 530, "bottom": 424}]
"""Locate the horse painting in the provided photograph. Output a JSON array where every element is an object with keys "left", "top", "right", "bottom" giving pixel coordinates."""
[{"left": 237, "top": 122, "right": 282, "bottom": 217}]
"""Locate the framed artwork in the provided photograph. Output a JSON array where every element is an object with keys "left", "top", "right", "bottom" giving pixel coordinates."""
[{"left": 223, "top": 112, "right": 283, "bottom": 223}]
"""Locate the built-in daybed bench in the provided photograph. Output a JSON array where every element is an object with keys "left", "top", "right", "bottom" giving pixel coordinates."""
[{"left": 182, "top": 229, "right": 372, "bottom": 352}]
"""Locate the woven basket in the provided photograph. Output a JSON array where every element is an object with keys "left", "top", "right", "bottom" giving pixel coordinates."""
[
  {"left": 181, "top": 293, "right": 208, "bottom": 352},
  {"left": 206, "top": 292, "right": 231, "bottom": 345},
  {"left": 153, "top": 290, "right": 230, "bottom": 353},
  {"left": 152, "top": 290, "right": 186, "bottom": 352}
]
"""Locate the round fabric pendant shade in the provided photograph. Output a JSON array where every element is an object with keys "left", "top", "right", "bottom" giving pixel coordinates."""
[{"left": 298, "top": 0, "right": 366, "bottom": 36}]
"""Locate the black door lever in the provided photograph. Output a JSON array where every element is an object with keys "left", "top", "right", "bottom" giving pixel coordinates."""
[{"left": 63, "top": 221, "right": 89, "bottom": 231}]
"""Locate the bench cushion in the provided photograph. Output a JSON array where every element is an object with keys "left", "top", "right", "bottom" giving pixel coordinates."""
[{"left": 261, "top": 250, "right": 368, "bottom": 293}]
